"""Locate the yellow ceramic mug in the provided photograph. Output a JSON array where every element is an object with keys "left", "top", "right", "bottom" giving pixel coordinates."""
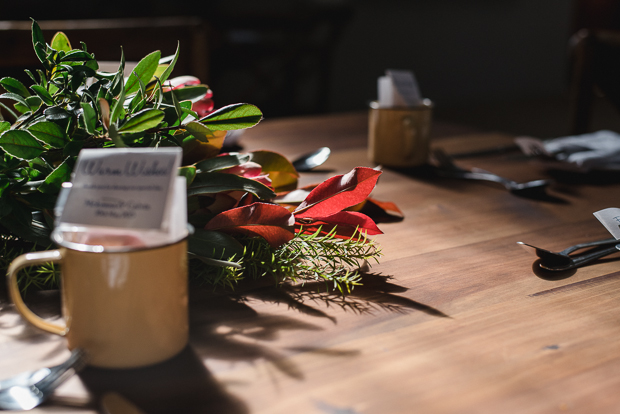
[
  {"left": 7, "top": 228, "right": 189, "bottom": 369},
  {"left": 368, "top": 99, "right": 433, "bottom": 167}
]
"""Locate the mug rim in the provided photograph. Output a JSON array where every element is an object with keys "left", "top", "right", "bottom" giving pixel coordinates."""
[
  {"left": 51, "top": 224, "right": 194, "bottom": 253},
  {"left": 368, "top": 98, "right": 433, "bottom": 110}
]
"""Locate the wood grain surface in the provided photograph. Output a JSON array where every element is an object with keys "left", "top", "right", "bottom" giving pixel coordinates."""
[{"left": 2, "top": 112, "right": 620, "bottom": 413}]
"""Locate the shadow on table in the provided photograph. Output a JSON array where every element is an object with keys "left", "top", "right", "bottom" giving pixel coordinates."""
[
  {"left": 390, "top": 164, "right": 569, "bottom": 204},
  {"left": 2, "top": 273, "right": 445, "bottom": 412},
  {"left": 188, "top": 272, "right": 448, "bottom": 380},
  {"left": 245, "top": 273, "right": 449, "bottom": 319},
  {"left": 78, "top": 346, "right": 247, "bottom": 414},
  {"left": 531, "top": 257, "right": 620, "bottom": 281}
]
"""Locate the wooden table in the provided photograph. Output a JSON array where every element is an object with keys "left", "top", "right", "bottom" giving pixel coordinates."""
[{"left": 3, "top": 112, "right": 620, "bottom": 413}]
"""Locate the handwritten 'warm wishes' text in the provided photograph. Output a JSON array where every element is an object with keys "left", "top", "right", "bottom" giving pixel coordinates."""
[{"left": 78, "top": 160, "right": 173, "bottom": 177}]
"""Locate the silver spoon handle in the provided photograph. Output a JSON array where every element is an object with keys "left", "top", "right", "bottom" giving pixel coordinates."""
[
  {"left": 560, "top": 237, "right": 618, "bottom": 255},
  {"left": 34, "top": 348, "right": 88, "bottom": 393},
  {"left": 571, "top": 244, "right": 620, "bottom": 267}
]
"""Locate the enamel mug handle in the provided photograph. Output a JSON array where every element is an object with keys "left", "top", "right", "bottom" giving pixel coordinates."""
[{"left": 7, "top": 249, "right": 68, "bottom": 336}]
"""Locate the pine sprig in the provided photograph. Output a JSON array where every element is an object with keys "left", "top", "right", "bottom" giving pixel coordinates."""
[
  {"left": 190, "top": 227, "right": 382, "bottom": 293},
  {"left": 0, "top": 234, "right": 59, "bottom": 293},
  {"left": 278, "top": 228, "right": 381, "bottom": 293}
]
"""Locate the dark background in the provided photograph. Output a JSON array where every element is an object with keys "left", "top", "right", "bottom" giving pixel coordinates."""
[{"left": 3, "top": 0, "right": 620, "bottom": 137}]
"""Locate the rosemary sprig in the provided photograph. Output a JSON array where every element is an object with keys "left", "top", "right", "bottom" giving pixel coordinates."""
[
  {"left": 191, "top": 227, "right": 382, "bottom": 294},
  {"left": 0, "top": 234, "right": 59, "bottom": 293}
]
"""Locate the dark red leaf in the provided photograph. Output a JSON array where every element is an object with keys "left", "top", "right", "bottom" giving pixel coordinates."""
[
  {"left": 358, "top": 197, "right": 404, "bottom": 223},
  {"left": 205, "top": 202, "right": 295, "bottom": 247},
  {"left": 294, "top": 167, "right": 382, "bottom": 218},
  {"left": 296, "top": 211, "right": 383, "bottom": 240}
]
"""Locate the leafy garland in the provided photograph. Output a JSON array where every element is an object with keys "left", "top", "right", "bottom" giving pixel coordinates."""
[{"left": 0, "top": 20, "right": 393, "bottom": 293}]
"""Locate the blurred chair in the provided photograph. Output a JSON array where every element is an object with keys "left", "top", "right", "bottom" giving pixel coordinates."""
[
  {"left": 0, "top": 17, "right": 208, "bottom": 84},
  {"left": 569, "top": 0, "right": 620, "bottom": 134}
]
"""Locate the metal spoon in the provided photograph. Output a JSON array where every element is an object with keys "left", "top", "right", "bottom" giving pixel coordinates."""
[
  {"left": 518, "top": 241, "right": 620, "bottom": 271},
  {"left": 519, "top": 237, "right": 618, "bottom": 257},
  {"left": 0, "top": 348, "right": 88, "bottom": 411},
  {"left": 433, "top": 148, "right": 552, "bottom": 195},
  {"left": 292, "top": 147, "right": 331, "bottom": 172}
]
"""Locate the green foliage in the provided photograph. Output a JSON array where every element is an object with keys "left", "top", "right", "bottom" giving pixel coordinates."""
[
  {"left": 0, "top": 234, "right": 59, "bottom": 292},
  {"left": 192, "top": 228, "right": 382, "bottom": 294},
  {"left": 0, "top": 19, "right": 263, "bottom": 249}
]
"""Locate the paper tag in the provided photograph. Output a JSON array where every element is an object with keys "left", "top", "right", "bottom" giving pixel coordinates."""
[
  {"left": 593, "top": 208, "right": 620, "bottom": 239},
  {"left": 60, "top": 148, "right": 181, "bottom": 230},
  {"left": 386, "top": 69, "right": 423, "bottom": 107}
]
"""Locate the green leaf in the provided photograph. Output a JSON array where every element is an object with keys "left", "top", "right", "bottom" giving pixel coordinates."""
[
  {"left": 195, "top": 153, "right": 251, "bottom": 172},
  {"left": 0, "top": 77, "right": 31, "bottom": 97},
  {"left": 30, "top": 85, "right": 54, "bottom": 106},
  {"left": 108, "top": 124, "right": 125, "bottom": 148},
  {"left": 27, "top": 121, "right": 69, "bottom": 148},
  {"left": 185, "top": 121, "right": 212, "bottom": 141},
  {"left": 59, "top": 50, "right": 94, "bottom": 62},
  {"left": 178, "top": 165, "right": 196, "bottom": 186},
  {"left": 0, "top": 121, "right": 10, "bottom": 134},
  {"left": 199, "top": 103, "right": 263, "bottom": 131},
  {"left": 163, "top": 85, "right": 208, "bottom": 102},
  {"left": 110, "top": 86, "right": 125, "bottom": 124},
  {"left": 0, "top": 176, "right": 11, "bottom": 200},
  {"left": 19, "top": 191, "right": 56, "bottom": 210},
  {"left": 80, "top": 102, "right": 97, "bottom": 134},
  {"left": 31, "top": 19, "right": 47, "bottom": 63},
  {"left": 170, "top": 84, "right": 183, "bottom": 121},
  {"left": 153, "top": 64, "right": 167, "bottom": 80},
  {"left": 250, "top": 150, "right": 299, "bottom": 192},
  {"left": 24, "top": 69, "right": 37, "bottom": 84},
  {"left": 0, "top": 130, "right": 45, "bottom": 160},
  {"left": 0, "top": 92, "right": 29, "bottom": 108},
  {"left": 85, "top": 58, "right": 99, "bottom": 72},
  {"left": 188, "top": 229, "right": 244, "bottom": 260},
  {"left": 158, "top": 44, "right": 180, "bottom": 85},
  {"left": 63, "top": 140, "right": 84, "bottom": 157},
  {"left": 125, "top": 51, "right": 161, "bottom": 95},
  {"left": 50, "top": 31, "right": 72, "bottom": 52},
  {"left": 128, "top": 92, "right": 146, "bottom": 114},
  {"left": 0, "top": 101, "right": 18, "bottom": 119},
  {"left": 38, "top": 157, "right": 72, "bottom": 193},
  {"left": 69, "top": 69, "right": 87, "bottom": 92},
  {"left": 0, "top": 211, "right": 50, "bottom": 246},
  {"left": 189, "top": 172, "right": 276, "bottom": 200},
  {"left": 179, "top": 100, "right": 198, "bottom": 123},
  {"left": 118, "top": 109, "right": 165, "bottom": 133},
  {"left": 13, "top": 103, "right": 30, "bottom": 115},
  {"left": 25, "top": 96, "right": 42, "bottom": 111},
  {"left": 36, "top": 70, "right": 47, "bottom": 87},
  {"left": 44, "top": 106, "right": 71, "bottom": 121}
]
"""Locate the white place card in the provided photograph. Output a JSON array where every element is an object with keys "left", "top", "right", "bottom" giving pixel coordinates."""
[
  {"left": 594, "top": 207, "right": 620, "bottom": 240},
  {"left": 386, "top": 69, "right": 423, "bottom": 107},
  {"left": 59, "top": 148, "right": 181, "bottom": 230}
]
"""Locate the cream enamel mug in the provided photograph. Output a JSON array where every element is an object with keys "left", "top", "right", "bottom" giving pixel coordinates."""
[{"left": 7, "top": 228, "right": 189, "bottom": 369}]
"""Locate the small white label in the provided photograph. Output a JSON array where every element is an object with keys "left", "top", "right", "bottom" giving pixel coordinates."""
[
  {"left": 594, "top": 207, "right": 620, "bottom": 239},
  {"left": 59, "top": 148, "right": 181, "bottom": 230},
  {"left": 386, "top": 69, "right": 423, "bottom": 107}
]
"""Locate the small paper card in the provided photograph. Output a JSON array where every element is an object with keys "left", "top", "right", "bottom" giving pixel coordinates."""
[
  {"left": 594, "top": 207, "right": 620, "bottom": 239},
  {"left": 59, "top": 148, "right": 181, "bottom": 230},
  {"left": 386, "top": 69, "right": 423, "bottom": 107}
]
